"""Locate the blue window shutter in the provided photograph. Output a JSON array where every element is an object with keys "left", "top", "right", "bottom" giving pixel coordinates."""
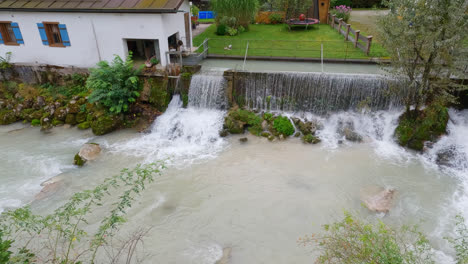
[
  {"left": 37, "top": 23, "right": 49, "bottom": 45},
  {"left": 58, "top": 24, "right": 70, "bottom": 46},
  {"left": 0, "top": 31, "right": 3, "bottom": 44},
  {"left": 11, "top": 23, "right": 24, "bottom": 44}
]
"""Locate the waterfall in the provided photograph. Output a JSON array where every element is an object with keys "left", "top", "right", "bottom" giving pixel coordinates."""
[
  {"left": 112, "top": 73, "right": 228, "bottom": 165},
  {"left": 234, "top": 72, "right": 405, "bottom": 114},
  {"left": 188, "top": 72, "right": 228, "bottom": 109}
]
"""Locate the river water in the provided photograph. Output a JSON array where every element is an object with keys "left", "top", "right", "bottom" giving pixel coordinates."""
[{"left": 0, "top": 72, "right": 467, "bottom": 263}]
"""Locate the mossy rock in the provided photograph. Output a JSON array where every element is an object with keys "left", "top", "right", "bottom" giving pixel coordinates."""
[
  {"left": 261, "top": 131, "right": 271, "bottom": 138},
  {"left": 91, "top": 115, "right": 121, "bottom": 136},
  {"left": 395, "top": 104, "right": 449, "bottom": 151},
  {"left": 65, "top": 114, "right": 77, "bottom": 125},
  {"left": 67, "top": 101, "right": 80, "bottom": 114},
  {"left": 302, "top": 134, "right": 321, "bottom": 144},
  {"left": 0, "top": 110, "right": 17, "bottom": 125},
  {"left": 29, "top": 110, "right": 45, "bottom": 121},
  {"left": 77, "top": 121, "right": 90, "bottom": 130},
  {"left": 20, "top": 108, "right": 35, "bottom": 121},
  {"left": 52, "top": 119, "right": 64, "bottom": 126},
  {"left": 54, "top": 106, "right": 68, "bottom": 121},
  {"left": 76, "top": 112, "right": 87, "bottom": 123},
  {"left": 273, "top": 116, "right": 295, "bottom": 137},
  {"left": 73, "top": 153, "right": 86, "bottom": 166},
  {"left": 224, "top": 108, "right": 263, "bottom": 135},
  {"left": 31, "top": 119, "right": 40, "bottom": 126}
]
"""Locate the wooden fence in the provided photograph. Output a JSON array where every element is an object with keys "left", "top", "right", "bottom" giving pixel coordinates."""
[{"left": 328, "top": 13, "right": 373, "bottom": 55}]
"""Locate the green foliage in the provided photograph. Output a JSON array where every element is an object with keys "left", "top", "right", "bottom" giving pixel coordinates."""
[
  {"left": 216, "top": 24, "right": 227, "bottom": 35},
  {"left": 224, "top": 109, "right": 263, "bottom": 135},
  {"left": 330, "top": 0, "right": 352, "bottom": 7},
  {"left": 0, "top": 231, "right": 12, "bottom": 263},
  {"left": 238, "top": 25, "right": 246, "bottom": 33},
  {"left": 87, "top": 53, "right": 141, "bottom": 114},
  {"left": 219, "top": 16, "right": 238, "bottom": 28},
  {"left": 0, "top": 52, "right": 12, "bottom": 70},
  {"left": 273, "top": 116, "right": 294, "bottom": 136},
  {"left": 269, "top": 13, "right": 283, "bottom": 24},
  {"left": 300, "top": 212, "right": 435, "bottom": 264},
  {"left": 447, "top": 215, "right": 468, "bottom": 264},
  {"left": 227, "top": 27, "right": 239, "bottom": 36},
  {"left": 150, "top": 57, "right": 159, "bottom": 65},
  {"left": 191, "top": 4, "right": 200, "bottom": 16},
  {"left": 395, "top": 104, "right": 449, "bottom": 151},
  {"left": 378, "top": 0, "right": 468, "bottom": 111},
  {"left": 31, "top": 119, "right": 40, "bottom": 126},
  {"left": 263, "top": 112, "right": 273, "bottom": 122},
  {"left": 0, "top": 163, "right": 163, "bottom": 263},
  {"left": 212, "top": 0, "right": 259, "bottom": 28}
]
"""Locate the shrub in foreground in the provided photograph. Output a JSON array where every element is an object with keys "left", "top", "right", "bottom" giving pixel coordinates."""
[{"left": 300, "top": 212, "right": 435, "bottom": 264}]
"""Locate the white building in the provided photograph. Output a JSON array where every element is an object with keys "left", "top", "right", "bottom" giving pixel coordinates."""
[{"left": 0, "top": 0, "right": 193, "bottom": 68}]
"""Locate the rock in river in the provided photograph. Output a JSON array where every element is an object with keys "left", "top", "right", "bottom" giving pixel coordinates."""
[
  {"left": 360, "top": 186, "right": 396, "bottom": 213},
  {"left": 74, "top": 143, "right": 101, "bottom": 166}
]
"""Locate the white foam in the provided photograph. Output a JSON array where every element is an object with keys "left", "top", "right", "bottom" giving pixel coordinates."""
[{"left": 112, "top": 96, "right": 227, "bottom": 166}]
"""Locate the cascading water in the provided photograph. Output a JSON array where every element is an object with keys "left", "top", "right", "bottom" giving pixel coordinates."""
[
  {"left": 189, "top": 73, "right": 228, "bottom": 109},
  {"left": 113, "top": 72, "right": 228, "bottom": 166},
  {"left": 234, "top": 71, "right": 405, "bottom": 113}
]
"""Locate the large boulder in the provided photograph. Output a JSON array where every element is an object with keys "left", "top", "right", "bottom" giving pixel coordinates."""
[
  {"left": 74, "top": 143, "right": 101, "bottom": 166},
  {"left": 67, "top": 100, "right": 80, "bottom": 114},
  {"left": 337, "top": 120, "right": 363, "bottom": 142},
  {"left": 54, "top": 106, "right": 68, "bottom": 121},
  {"left": 360, "top": 186, "right": 396, "bottom": 213},
  {"left": 0, "top": 110, "right": 17, "bottom": 125},
  {"left": 91, "top": 115, "right": 121, "bottom": 135}
]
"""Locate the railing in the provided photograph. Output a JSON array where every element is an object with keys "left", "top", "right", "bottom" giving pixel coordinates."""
[
  {"left": 200, "top": 38, "right": 386, "bottom": 61},
  {"left": 328, "top": 13, "right": 373, "bottom": 55}
]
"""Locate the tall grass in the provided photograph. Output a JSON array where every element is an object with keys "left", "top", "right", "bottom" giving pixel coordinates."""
[{"left": 211, "top": 0, "right": 259, "bottom": 28}]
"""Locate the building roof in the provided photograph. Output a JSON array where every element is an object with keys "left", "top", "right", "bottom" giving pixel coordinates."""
[{"left": 0, "top": 0, "right": 186, "bottom": 13}]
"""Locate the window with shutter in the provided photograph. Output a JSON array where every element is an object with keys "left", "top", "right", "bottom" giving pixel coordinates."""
[
  {"left": 0, "top": 22, "right": 18, "bottom": 46},
  {"left": 39, "top": 22, "right": 70, "bottom": 47}
]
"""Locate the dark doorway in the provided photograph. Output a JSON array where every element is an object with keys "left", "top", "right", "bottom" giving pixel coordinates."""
[{"left": 126, "top": 39, "right": 160, "bottom": 62}]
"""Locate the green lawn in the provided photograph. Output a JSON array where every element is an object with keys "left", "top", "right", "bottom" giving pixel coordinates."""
[
  {"left": 198, "top": 18, "right": 215, "bottom": 23},
  {"left": 193, "top": 24, "right": 388, "bottom": 59}
]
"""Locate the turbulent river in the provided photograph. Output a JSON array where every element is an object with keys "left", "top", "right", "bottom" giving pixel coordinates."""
[{"left": 0, "top": 71, "right": 467, "bottom": 263}]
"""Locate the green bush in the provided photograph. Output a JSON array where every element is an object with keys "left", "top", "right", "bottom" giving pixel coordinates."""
[
  {"left": 0, "top": 52, "right": 12, "bottom": 70},
  {"left": 273, "top": 116, "right": 294, "bottom": 136},
  {"left": 227, "top": 27, "right": 239, "bottom": 36},
  {"left": 269, "top": 13, "right": 283, "bottom": 24},
  {"left": 300, "top": 212, "right": 436, "bottom": 264},
  {"left": 216, "top": 24, "right": 227, "bottom": 35},
  {"left": 238, "top": 25, "right": 246, "bottom": 33},
  {"left": 87, "top": 53, "right": 141, "bottom": 114},
  {"left": 212, "top": 0, "right": 259, "bottom": 28}
]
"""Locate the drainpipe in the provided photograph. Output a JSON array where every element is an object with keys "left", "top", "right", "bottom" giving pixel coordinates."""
[{"left": 91, "top": 19, "right": 102, "bottom": 61}]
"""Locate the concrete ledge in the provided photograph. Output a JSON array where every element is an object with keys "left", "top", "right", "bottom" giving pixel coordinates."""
[{"left": 206, "top": 54, "right": 390, "bottom": 64}]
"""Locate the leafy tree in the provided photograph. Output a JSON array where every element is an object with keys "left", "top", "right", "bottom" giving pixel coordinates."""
[
  {"left": 87, "top": 53, "right": 141, "bottom": 114},
  {"left": 377, "top": 0, "right": 468, "bottom": 112},
  {"left": 300, "top": 212, "right": 435, "bottom": 264},
  {"left": 212, "top": 0, "right": 259, "bottom": 28},
  {"left": 275, "top": 0, "right": 313, "bottom": 19}
]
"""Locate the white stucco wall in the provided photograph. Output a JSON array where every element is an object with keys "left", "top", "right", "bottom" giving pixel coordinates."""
[{"left": 0, "top": 0, "right": 191, "bottom": 68}]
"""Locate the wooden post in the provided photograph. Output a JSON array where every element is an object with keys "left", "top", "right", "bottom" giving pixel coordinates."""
[
  {"left": 354, "top": 30, "right": 360, "bottom": 47},
  {"left": 366, "top": 36, "right": 373, "bottom": 55},
  {"left": 327, "top": 12, "right": 330, "bottom": 25},
  {"left": 345, "top": 24, "right": 351, "bottom": 41},
  {"left": 332, "top": 15, "right": 336, "bottom": 28},
  {"left": 338, "top": 18, "right": 343, "bottom": 33}
]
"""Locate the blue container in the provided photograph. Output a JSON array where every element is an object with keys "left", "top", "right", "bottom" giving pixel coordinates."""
[{"left": 199, "top": 11, "right": 216, "bottom": 19}]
